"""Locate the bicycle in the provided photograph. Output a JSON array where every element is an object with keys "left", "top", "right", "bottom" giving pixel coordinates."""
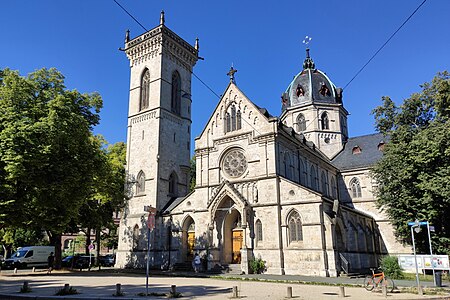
[{"left": 363, "top": 268, "right": 395, "bottom": 292}]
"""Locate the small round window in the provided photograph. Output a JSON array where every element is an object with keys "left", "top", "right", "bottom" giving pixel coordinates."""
[{"left": 222, "top": 149, "right": 247, "bottom": 178}]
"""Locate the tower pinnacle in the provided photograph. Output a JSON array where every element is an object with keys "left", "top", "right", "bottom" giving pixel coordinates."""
[
  {"left": 160, "top": 10, "right": 165, "bottom": 25},
  {"left": 303, "top": 48, "right": 315, "bottom": 70}
]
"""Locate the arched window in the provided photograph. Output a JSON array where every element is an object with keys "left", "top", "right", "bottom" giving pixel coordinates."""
[
  {"left": 321, "top": 171, "right": 328, "bottom": 195},
  {"left": 366, "top": 226, "right": 374, "bottom": 252},
  {"left": 283, "top": 152, "right": 293, "bottom": 180},
  {"left": 299, "top": 159, "right": 306, "bottom": 185},
  {"left": 133, "top": 224, "right": 140, "bottom": 250},
  {"left": 358, "top": 224, "right": 366, "bottom": 252},
  {"left": 225, "top": 113, "right": 231, "bottom": 133},
  {"left": 231, "top": 105, "right": 236, "bottom": 131},
  {"left": 255, "top": 219, "right": 263, "bottom": 244},
  {"left": 350, "top": 177, "right": 362, "bottom": 198},
  {"left": 236, "top": 110, "right": 242, "bottom": 130},
  {"left": 171, "top": 71, "right": 181, "bottom": 115},
  {"left": 288, "top": 211, "right": 303, "bottom": 243},
  {"left": 310, "top": 165, "right": 316, "bottom": 190},
  {"left": 321, "top": 112, "right": 329, "bottom": 130},
  {"left": 348, "top": 222, "right": 358, "bottom": 252},
  {"left": 140, "top": 69, "right": 150, "bottom": 111},
  {"left": 331, "top": 177, "right": 337, "bottom": 199},
  {"left": 310, "top": 165, "right": 318, "bottom": 190},
  {"left": 224, "top": 103, "right": 241, "bottom": 133},
  {"left": 63, "top": 239, "right": 72, "bottom": 249},
  {"left": 136, "top": 171, "right": 145, "bottom": 195},
  {"left": 297, "top": 113, "right": 306, "bottom": 132},
  {"left": 169, "top": 172, "right": 178, "bottom": 196}
]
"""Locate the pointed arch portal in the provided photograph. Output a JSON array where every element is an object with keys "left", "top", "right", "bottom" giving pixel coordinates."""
[{"left": 213, "top": 196, "right": 244, "bottom": 264}]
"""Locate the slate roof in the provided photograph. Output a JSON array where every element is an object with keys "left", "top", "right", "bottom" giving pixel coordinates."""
[
  {"left": 332, "top": 133, "right": 388, "bottom": 171},
  {"left": 161, "top": 196, "right": 185, "bottom": 215}
]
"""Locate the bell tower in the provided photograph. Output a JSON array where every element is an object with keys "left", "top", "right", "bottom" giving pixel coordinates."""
[
  {"left": 117, "top": 11, "right": 199, "bottom": 267},
  {"left": 280, "top": 49, "right": 348, "bottom": 158}
]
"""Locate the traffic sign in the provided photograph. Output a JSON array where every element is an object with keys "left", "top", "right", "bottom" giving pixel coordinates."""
[
  {"left": 408, "top": 221, "right": 428, "bottom": 226},
  {"left": 147, "top": 213, "right": 155, "bottom": 230},
  {"left": 88, "top": 244, "right": 94, "bottom": 251},
  {"left": 146, "top": 206, "right": 157, "bottom": 231}
]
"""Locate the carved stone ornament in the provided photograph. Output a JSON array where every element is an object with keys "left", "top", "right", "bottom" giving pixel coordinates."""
[{"left": 222, "top": 149, "right": 247, "bottom": 178}]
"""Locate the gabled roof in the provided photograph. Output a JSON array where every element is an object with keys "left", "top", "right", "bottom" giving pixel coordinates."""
[
  {"left": 195, "top": 81, "right": 274, "bottom": 141},
  {"left": 332, "top": 133, "right": 388, "bottom": 171}
]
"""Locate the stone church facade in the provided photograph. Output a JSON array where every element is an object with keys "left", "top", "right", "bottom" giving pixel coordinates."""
[{"left": 116, "top": 14, "right": 408, "bottom": 276}]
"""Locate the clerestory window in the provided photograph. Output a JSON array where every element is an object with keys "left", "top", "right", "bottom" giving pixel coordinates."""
[
  {"left": 224, "top": 103, "right": 242, "bottom": 133},
  {"left": 297, "top": 113, "right": 306, "bottom": 132},
  {"left": 140, "top": 69, "right": 150, "bottom": 111},
  {"left": 350, "top": 177, "right": 362, "bottom": 198},
  {"left": 171, "top": 71, "right": 181, "bottom": 115},
  {"left": 288, "top": 211, "right": 303, "bottom": 243},
  {"left": 321, "top": 112, "right": 329, "bottom": 130}
]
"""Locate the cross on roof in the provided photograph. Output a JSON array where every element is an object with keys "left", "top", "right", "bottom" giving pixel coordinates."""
[
  {"left": 227, "top": 66, "right": 237, "bottom": 83},
  {"left": 302, "top": 35, "right": 312, "bottom": 46}
]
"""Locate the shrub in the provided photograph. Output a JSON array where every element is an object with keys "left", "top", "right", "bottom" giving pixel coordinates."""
[
  {"left": 55, "top": 286, "right": 79, "bottom": 296},
  {"left": 249, "top": 257, "right": 266, "bottom": 274},
  {"left": 380, "top": 255, "right": 404, "bottom": 279}
]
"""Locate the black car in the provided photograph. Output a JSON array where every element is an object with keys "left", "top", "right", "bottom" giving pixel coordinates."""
[
  {"left": 61, "top": 255, "right": 92, "bottom": 269},
  {"left": 98, "top": 254, "right": 115, "bottom": 267}
]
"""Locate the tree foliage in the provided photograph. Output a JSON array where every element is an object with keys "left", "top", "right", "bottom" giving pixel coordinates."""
[
  {"left": 371, "top": 71, "right": 450, "bottom": 254},
  {"left": 189, "top": 156, "right": 196, "bottom": 192},
  {"left": 0, "top": 68, "right": 126, "bottom": 266}
]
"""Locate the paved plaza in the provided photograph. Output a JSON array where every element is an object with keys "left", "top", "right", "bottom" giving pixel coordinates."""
[{"left": 0, "top": 269, "right": 449, "bottom": 300}]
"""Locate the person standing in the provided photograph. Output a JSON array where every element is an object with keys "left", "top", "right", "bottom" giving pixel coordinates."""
[
  {"left": 193, "top": 253, "right": 201, "bottom": 273},
  {"left": 47, "top": 252, "right": 54, "bottom": 274}
]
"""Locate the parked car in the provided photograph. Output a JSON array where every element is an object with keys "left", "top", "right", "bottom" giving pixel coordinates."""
[
  {"left": 61, "top": 255, "right": 76, "bottom": 268},
  {"left": 74, "top": 256, "right": 92, "bottom": 269},
  {"left": 98, "top": 254, "right": 115, "bottom": 267},
  {"left": 61, "top": 255, "right": 92, "bottom": 269}
]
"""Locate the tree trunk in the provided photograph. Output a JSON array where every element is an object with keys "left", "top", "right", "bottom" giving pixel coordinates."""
[
  {"left": 96, "top": 228, "right": 101, "bottom": 256},
  {"left": 96, "top": 228, "right": 101, "bottom": 268},
  {"left": 54, "top": 234, "right": 62, "bottom": 270}
]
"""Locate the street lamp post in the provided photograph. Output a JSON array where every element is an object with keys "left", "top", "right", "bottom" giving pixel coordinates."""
[
  {"left": 426, "top": 222, "right": 436, "bottom": 286},
  {"left": 410, "top": 223, "right": 420, "bottom": 292},
  {"left": 408, "top": 220, "right": 437, "bottom": 287}
]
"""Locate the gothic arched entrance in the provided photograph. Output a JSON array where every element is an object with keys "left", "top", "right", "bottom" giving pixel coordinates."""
[
  {"left": 224, "top": 209, "right": 243, "bottom": 263},
  {"left": 182, "top": 216, "right": 195, "bottom": 262},
  {"left": 209, "top": 182, "right": 251, "bottom": 272}
]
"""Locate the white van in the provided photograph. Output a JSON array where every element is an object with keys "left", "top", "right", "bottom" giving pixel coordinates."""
[{"left": 3, "top": 246, "right": 55, "bottom": 269}]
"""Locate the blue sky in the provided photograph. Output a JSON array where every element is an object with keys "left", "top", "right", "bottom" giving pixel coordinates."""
[{"left": 2, "top": 1, "right": 449, "bottom": 152}]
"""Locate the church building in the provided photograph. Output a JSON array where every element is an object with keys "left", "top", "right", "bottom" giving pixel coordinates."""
[{"left": 116, "top": 13, "right": 408, "bottom": 276}]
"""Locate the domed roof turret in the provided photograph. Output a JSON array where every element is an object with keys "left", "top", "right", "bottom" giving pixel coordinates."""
[{"left": 282, "top": 49, "right": 343, "bottom": 110}]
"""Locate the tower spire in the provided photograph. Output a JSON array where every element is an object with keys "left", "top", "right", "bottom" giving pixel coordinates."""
[
  {"left": 303, "top": 48, "right": 315, "bottom": 69},
  {"left": 302, "top": 36, "right": 315, "bottom": 69}
]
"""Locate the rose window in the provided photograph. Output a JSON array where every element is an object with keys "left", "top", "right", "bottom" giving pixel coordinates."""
[{"left": 223, "top": 149, "right": 247, "bottom": 178}]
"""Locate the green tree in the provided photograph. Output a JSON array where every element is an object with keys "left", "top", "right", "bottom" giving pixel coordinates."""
[
  {"left": 189, "top": 156, "right": 196, "bottom": 192},
  {"left": 371, "top": 71, "right": 450, "bottom": 255},
  {"left": 76, "top": 138, "right": 126, "bottom": 257},
  {"left": 0, "top": 227, "right": 46, "bottom": 258},
  {"left": 0, "top": 68, "right": 103, "bottom": 267}
]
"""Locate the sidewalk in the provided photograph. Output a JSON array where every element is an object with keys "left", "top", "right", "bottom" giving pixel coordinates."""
[{"left": 0, "top": 268, "right": 449, "bottom": 300}]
